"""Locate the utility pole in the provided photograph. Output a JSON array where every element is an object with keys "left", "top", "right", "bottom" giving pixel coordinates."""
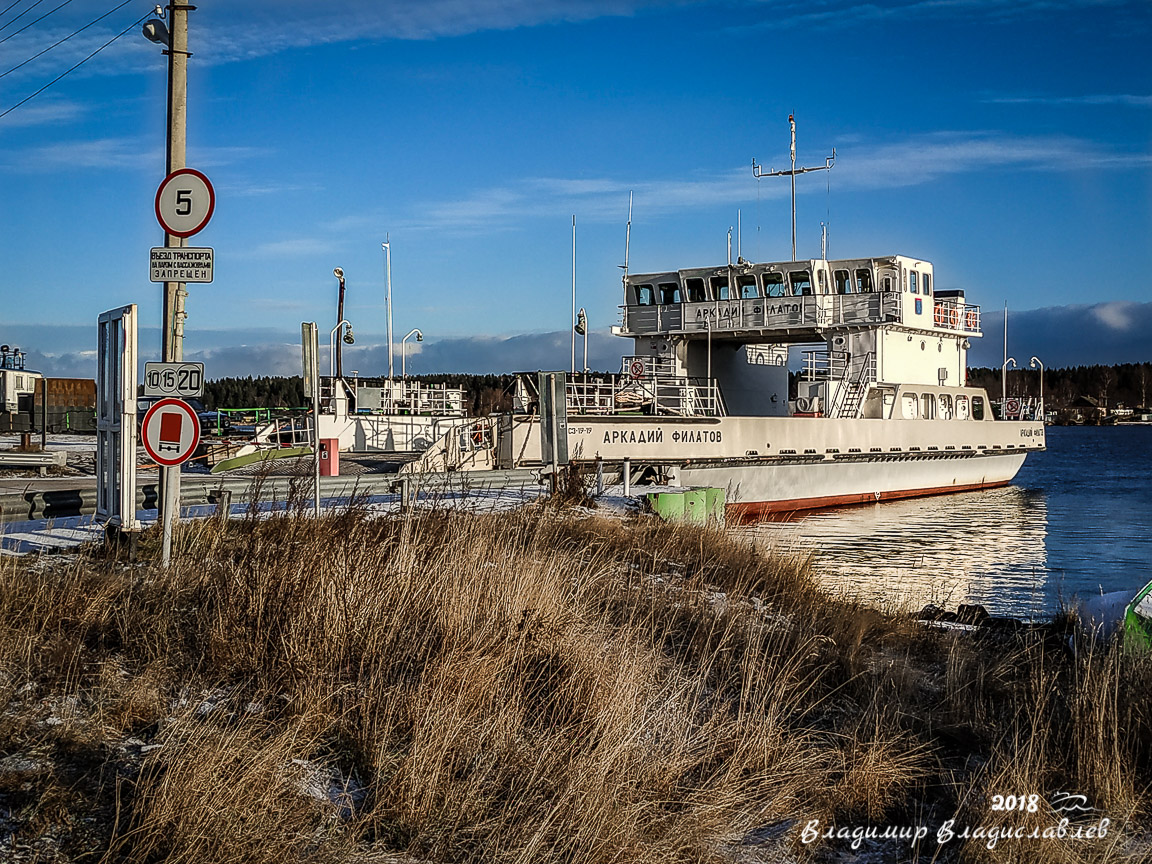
[
  {"left": 157, "top": 4, "right": 193, "bottom": 531},
  {"left": 753, "top": 114, "right": 835, "bottom": 261}
]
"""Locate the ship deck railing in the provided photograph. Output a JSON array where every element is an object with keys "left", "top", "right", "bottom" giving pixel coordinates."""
[
  {"left": 565, "top": 360, "right": 724, "bottom": 417},
  {"left": 620, "top": 292, "right": 981, "bottom": 337},
  {"left": 318, "top": 377, "right": 468, "bottom": 417}
]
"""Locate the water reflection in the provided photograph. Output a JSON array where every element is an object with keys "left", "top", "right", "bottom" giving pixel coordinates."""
[{"left": 740, "top": 487, "right": 1053, "bottom": 617}]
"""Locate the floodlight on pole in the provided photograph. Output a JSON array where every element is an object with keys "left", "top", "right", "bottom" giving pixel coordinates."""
[
  {"left": 330, "top": 320, "right": 352, "bottom": 378},
  {"left": 1030, "top": 356, "right": 1044, "bottom": 417},
  {"left": 402, "top": 328, "right": 423, "bottom": 380}
]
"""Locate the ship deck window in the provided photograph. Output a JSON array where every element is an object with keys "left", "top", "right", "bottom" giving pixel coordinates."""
[
  {"left": 710, "top": 275, "right": 730, "bottom": 300},
  {"left": 923, "top": 273, "right": 932, "bottom": 296},
  {"left": 910, "top": 271, "right": 919, "bottom": 295},
  {"left": 973, "top": 396, "right": 985, "bottom": 420},
  {"left": 882, "top": 275, "right": 893, "bottom": 292},
  {"left": 789, "top": 270, "right": 813, "bottom": 296},
  {"left": 939, "top": 393, "right": 953, "bottom": 420},
  {"left": 764, "top": 272, "right": 786, "bottom": 297},
  {"left": 834, "top": 269, "right": 851, "bottom": 294},
  {"left": 855, "top": 268, "right": 874, "bottom": 292},
  {"left": 685, "top": 277, "right": 706, "bottom": 302},
  {"left": 634, "top": 284, "right": 655, "bottom": 306},
  {"left": 658, "top": 282, "right": 681, "bottom": 304},
  {"left": 921, "top": 392, "right": 936, "bottom": 419},
  {"left": 901, "top": 393, "right": 919, "bottom": 419},
  {"left": 738, "top": 274, "right": 758, "bottom": 298},
  {"left": 956, "top": 395, "right": 970, "bottom": 420}
]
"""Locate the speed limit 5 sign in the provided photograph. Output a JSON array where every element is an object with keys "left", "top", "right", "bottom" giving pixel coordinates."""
[{"left": 155, "top": 168, "right": 215, "bottom": 237}]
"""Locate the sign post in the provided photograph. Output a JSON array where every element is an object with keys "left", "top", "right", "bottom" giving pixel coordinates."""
[
  {"left": 154, "top": 166, "right": 214, "bottom": 532},
  {"left": 141, "top": 398, "right": 201, "bottom": 567},
  {"left": 302, "top": 323, "right": 321, "bottom": 518}
]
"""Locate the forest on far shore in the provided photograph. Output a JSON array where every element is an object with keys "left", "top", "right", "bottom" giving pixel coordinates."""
[{"left": 200, "top": 362, "right": 1152, "bottom": 414}]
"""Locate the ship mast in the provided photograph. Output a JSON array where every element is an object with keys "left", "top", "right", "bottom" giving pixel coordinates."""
[{"left": 753, "top": 114, "right": 835, "bottom": 261}]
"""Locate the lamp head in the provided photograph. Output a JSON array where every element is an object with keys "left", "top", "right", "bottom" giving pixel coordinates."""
[
  {"left": 343, "top": 326, "right": 355, "bottom": 345},
  {"left": 333, "top": 267, "right": 344, "bottom": 280},
  {"left": 142, "top": 19, "right": 169, "bottom": 45},
  {"left": 416, "top": 331, "right": 423, "bottom": 342}
]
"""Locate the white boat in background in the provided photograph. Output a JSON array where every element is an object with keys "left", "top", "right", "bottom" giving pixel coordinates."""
[{"left": 413, "top": 252, "right": 1046, "bottom": 518}]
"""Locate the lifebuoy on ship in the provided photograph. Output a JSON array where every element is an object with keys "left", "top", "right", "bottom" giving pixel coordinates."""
[
  {"left": 471, "top": 422, "right": 485, "bottom": 447},
  {"left": 965, "top": 309, "right": 977, "bottom": 330},
  {"left": 933, "top": 304, "right": 946, "bottom": 326},
  {"left": 948, "top": 307, "right": 960, "bottom": 328}
]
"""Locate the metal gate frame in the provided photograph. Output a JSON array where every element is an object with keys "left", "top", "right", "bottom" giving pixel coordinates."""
[{"left": 96, "top": 305, "right": 139, "bottom": 531}]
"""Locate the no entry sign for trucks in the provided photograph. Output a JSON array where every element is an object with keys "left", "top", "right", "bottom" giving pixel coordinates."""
[
  {"left": 155, "top": 168, "right": 215, "bottom": 238},
  {"left": 141, "top": 398, "right": 201, "bottom": 467}
]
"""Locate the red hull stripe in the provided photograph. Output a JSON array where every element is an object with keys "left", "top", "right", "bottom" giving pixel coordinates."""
[{"left": 728, "top": 479, "right": 1010, "bottom": 522}]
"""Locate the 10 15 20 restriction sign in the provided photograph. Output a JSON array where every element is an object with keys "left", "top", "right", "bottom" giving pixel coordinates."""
[
  {"left": 155, "top": 168, "right": 215, "bottom": 238},
  {"left": 144, "top": 362, "right": 204, "bottom": 399},
  {"left": 141, "top": 398, "right": 201, "bottom": 467}
]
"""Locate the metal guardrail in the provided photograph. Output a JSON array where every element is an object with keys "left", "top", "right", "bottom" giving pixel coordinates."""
[
  {"left": 0, "top": 451, "right": 67, "bottom": 469},
  {"left": 0, "top": 468, "right": 545, "bottom": 525}
]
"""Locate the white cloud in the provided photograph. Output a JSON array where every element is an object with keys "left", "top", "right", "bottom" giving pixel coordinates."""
[
  {"left": 1091, "top": 302, "right": 1138, "bottom": 332},
  {"left": 985, "top": 94, "right": 1152, "bottom": 108},
  {"left": 396, "top": 131, "right": 1152, "bottom": 232}
]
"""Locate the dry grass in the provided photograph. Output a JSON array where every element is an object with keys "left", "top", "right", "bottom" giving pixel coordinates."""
[{"left": 0, "top": 502, "right": 1148, "bottom": 863}]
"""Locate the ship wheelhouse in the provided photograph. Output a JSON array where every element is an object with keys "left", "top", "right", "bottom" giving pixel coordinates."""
[{"left": 614, "top": 255, "right": 991, "bottom": 421}]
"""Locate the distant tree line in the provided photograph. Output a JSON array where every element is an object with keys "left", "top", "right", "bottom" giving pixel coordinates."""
[
  {"left": 202, "top": 364, "right": 1152, "bottom": 414},
  {"left": 202, "top": 376, "right": 306, "bottom": 410},
  {"left": 202, "top": 374, "right": 516, "bottom": 415},
  {"left": 968, "top": 363, "right": 1152, "bottom": 410}
]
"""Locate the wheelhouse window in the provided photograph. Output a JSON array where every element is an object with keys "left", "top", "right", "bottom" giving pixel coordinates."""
[
  {"left": 882, "top": 275, "right": 892, "bottom": 292},
  {"left": 658, "top": 282, "right": 681, "bottom": 304},
  {"left": 738, "top": 274, "right": 759, "bottom": 299},
  {"left": 956, "top": 395, "right": 970, "bottom": 420},
  {"left": 763, "top": 272, "right": 787, "bottom": 297},
  {"left": 710, "top": 275, "right": 730, "bottom": 300},
  {"left": 910, "top": 271, "right": 919, "bottom": 295},
  {"left": 685, "top": 277, "right": 707, "bottom": 302},
  {"left": 634, "top": 284, "right": 655, "bottom": 306},
  {"left": 923, "top": 273, "right": 932, "bottom": 296},
  {"left": 834, "top": 269, "right": 851, "bottom": 294},
  {"left": 855, "top": 268, "right": 874, "bottom": 292},
  {"left": 973, "top": 396, "right": 985, "bottom": 420},
  {"left": 789, "top": 270, "right": 813, "bottom": 296}
]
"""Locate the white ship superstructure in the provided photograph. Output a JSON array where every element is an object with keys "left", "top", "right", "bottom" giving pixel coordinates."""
[{"left": 428, "top": 253, "right": 1045, "bottom": 517}]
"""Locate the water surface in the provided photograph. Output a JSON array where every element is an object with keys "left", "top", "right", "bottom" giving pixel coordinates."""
[{"left": 741, "top": 425, "right": 1152, "bottom": 617}]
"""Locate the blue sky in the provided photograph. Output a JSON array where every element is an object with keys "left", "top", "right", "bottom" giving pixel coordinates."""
[{"left": 1, "top": 0, "right": 1150, "bottom": 378}]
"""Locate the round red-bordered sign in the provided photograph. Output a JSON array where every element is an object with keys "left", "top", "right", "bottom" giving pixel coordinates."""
[
  {"left": 155, "top": 168, "right": 215, "bottom": 238},
  {"left": 629, "top": 359, "right": 646, "bottom": 380},
  {"left": 141, "top": 398, "right": 201, "bottom": 466}
]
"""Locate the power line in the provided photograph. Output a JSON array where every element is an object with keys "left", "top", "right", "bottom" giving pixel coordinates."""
[
  {"left": 0, "top": 0, "right": 137, "bottom": 81},
  {"left": 0, "top": 1, "right": 30, "bottom": 22},
  {"left": 1, "top": 0, "right": 79, "bottom": 45},
  {"left": 0, "top": 8, "right": 150, "bottom": 121},
  {"left": 0, "top": 0, "right": 47, "bottom": 35}
]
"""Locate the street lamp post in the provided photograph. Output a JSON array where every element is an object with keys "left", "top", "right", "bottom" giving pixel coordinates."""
[
  {"left": 330, "top": 320, "right": 353, "bottom": 378},
  {"left": 381, "top": 241, "right": 394, "bottom": 379},
  {"left": 333, "top": 268, "right": 347, "bottom": 378},
  {"left": 402, "top": 328, "right": 423, "bottom": 379},
  {"left": 1030, "top": 356, "right": 1044, "bottom": 420},
  {"left": 1001, "top": 356, "right": 1017, "bottom": 417}
]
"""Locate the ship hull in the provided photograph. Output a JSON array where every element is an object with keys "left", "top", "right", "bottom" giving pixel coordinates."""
[
  {"left": 679, "top": 451, "right": 1027, "bottom": 517},
  {"left": 504, "top": 413, "right": 1044, "bottom": 516}
]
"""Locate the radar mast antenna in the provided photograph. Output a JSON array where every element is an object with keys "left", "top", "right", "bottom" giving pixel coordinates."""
[
  {"left": 752, "top": 114, "right": 835, "bottom": 261},
  {"left": 619, "top": 191, "right": 633, "bottom": 306}
]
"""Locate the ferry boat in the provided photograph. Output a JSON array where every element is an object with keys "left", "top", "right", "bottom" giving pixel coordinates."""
[{"left": 411, "top": 253, "right": 1046, "bottom": 517}]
